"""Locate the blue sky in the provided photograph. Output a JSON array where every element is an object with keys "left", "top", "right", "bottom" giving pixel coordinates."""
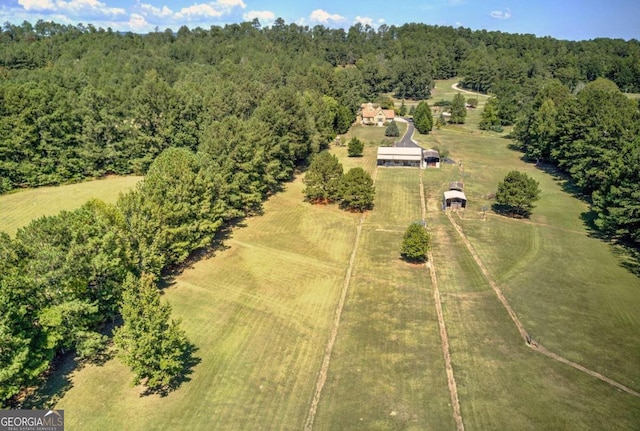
[{"left": 1, "top": 0, "right": 638, "bottom": 41}]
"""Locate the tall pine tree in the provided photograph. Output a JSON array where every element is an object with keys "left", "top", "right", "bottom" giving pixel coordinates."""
[{"left": 114, "top": 274, "right": 193, "bottom": 393}]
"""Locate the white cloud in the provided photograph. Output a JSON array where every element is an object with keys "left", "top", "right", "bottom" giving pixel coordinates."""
[
  {"left": 176, "top": 4, "right": 224, "bottom": 19},
  {"left": 243, "top": 10, "right": 275, "bottom": 22},
  {"left": 139, "top": 3, "right": 174, "bottom": 18},
  {"left": 355, "top": 16, "right": 373, "bottom": 27},
  {"left": 19, "top": 0, "right": 125, "bottom": 16},
  {"left": 137, "top": 0, "right": 245, "bottom": 23},
  {"left": 19, "top": 0, "right": 55, "bottom": 11},
  {"left": 128, "top": 13, "right": 150, "bottom": 31},
  {"left": 490, "top": 8, "right": 512, "bottom": 20},
  {"left": 378, "top": 18, "right": 385, "bottom": 24},
  {"left": 309, "top": 9, "right": 345, "bottom": 25},
  {"left": 217, "top": 0, "right": 245, "bottom": 8}
]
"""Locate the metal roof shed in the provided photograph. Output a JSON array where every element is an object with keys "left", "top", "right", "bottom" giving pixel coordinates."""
[
  {"left": 443, "top": 190, "right": 467, "bottom": 210},
  {"left": 377, "top": 147, "right": 425, "bottom": 168}
]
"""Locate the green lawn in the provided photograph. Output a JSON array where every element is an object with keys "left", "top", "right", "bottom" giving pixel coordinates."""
[
  {"left": 0, "top": 176, "right": 142, "bottom": 236},
  {"left": 313, "top": 168, "right": 454, "bottom": 430},
  {"left": 423, "top": 115, "right": 640, "bottom": 428}
]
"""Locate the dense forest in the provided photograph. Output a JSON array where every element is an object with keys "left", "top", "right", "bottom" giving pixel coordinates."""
[{"left": 0, "top": 18, "right": 638, "bottom": 406}]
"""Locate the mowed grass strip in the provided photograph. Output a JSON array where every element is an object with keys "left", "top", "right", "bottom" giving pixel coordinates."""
[
  {"left": 56, "top": 178, "right": 361, "bottom": 430},
  {"left": 313, "top": 168, "right": 454, "bottom": 430},
  {"left": 440, "top": 283, "right": 640, "bottom": 430},
  {"left": 0, "top": 176, "right": 142, "bottom": 236},
  {"left": 421, "top": 124, "right": 640, "bottom": 425}
]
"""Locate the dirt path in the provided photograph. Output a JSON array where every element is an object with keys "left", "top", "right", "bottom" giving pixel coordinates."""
[
  {"left": 421, "top": 174, "right": 465, "bottom": 431},
  {"left": 451, "top": 82, "right": 487, "bottom": 97},
  {"left": 445, "top": 212, "right": 640, "bottom": 398},
  {"left": 303, "top": 167, "right": 378, "bottom": 431}
]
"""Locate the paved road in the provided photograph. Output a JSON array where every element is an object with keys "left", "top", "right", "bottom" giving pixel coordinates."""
[{"left": 394, "top": 118, "right": 420, "bottom": 148}]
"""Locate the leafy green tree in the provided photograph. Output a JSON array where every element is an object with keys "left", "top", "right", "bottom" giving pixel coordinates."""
[
  {"left": 479, "top": 97, "right": 501, "bottom": 131},
  {"left": 413, "top": 101, "right": 433, "bottom": 134},
  {"left": 409, "top": 105, "right": 416, "bottom": 116},
  {"left": 400, "top": 222, "right": 430, "bottom": 263},
  {"left": 435, "top": 114, "right": 446, "bottom": 130},
  {"left": 119, "top": 147, "right": 224, "bottom": 275},
  {"left": 496, "top": 171, "right": 541, "bottom": 217},
  {"left": 449, "top": 93, "right": 467, "bottom": 124},
  {"left": 385, "top": 120, "right": 400, "bottom": 137},
  {"left": 114, "top": 274, "right": 193, "bottom": 393},
  {"left": 303, "top": 151, "right": 343, "bottom": 203},
  {"left": 466, "top": 97, "right": 478, "bottom": 108},
  {"left": 339, "top": 167, "right": 375, "bottom": 212},
  {"left": 347, "top": 137, "right": 364, "bottom": 157}
]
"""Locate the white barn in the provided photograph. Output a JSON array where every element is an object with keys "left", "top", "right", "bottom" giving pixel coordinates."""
[{"left": 377, "top": 147, "right": 425, "bottom": 168}]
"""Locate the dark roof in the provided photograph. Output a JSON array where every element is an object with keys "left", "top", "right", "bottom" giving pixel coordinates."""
[
  {"left": 449, "top": 181, "right": 464, "bottom": 191},
  {"left": 424, "top": 149, "right": 440, "bottom": 158}
]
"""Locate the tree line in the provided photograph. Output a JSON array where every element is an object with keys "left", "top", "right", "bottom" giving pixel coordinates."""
[
  {"left": 2, "top": 20, "right": 640, "bottom": 192},
  {"left": 512, "top": 78, "right": 639, "bottom": 252}
]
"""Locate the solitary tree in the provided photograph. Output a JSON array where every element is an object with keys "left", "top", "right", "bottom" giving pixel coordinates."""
[
  {"left": 114, "top": 274, "right": 193, "bottom": 393},
  {"left": 496, "top": 171, "right": 541, "bottom": 217},
  {"left": 479, "top": 97, "right": 501, "bottom": 131},
  {"left": 413, "top": 101, "right": 433, "bottom": 134},
  {"left": 303, "top": 151, "right": 343, "bottom": 203},
  {"left": 347, "top": 137, "right": 364, "bottom": 157},
  {"left": 450, "top": 92, "right": 467, "bottom": 124},
  {"left": 339, "top": 167, "right": 375, "bottom": 211},
  {"left": 400, "top": 222, "right": 430, "bottom": 263},
  {"left": 385, "top": 120, "right": 400, "bottom": 137}
]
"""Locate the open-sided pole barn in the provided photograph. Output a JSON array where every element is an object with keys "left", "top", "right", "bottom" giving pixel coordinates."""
[{"left": 377, "top": 147, "right": 425, "bottom": 168}]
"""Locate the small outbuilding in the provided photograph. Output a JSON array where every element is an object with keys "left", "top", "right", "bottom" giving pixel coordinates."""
[
  {"left": 443, "top": 190, "right": 467, "bottom": 210},
  {"left": 423, "top": 149, "right": 440, "bottom": 168},
  {"left": 377, "top": 147, "right": 424, "bottom": 168}
]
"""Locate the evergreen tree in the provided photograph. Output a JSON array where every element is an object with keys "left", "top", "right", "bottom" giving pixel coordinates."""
[
  {"left": 303, "top": 151, "right": 344, "bottom": 203},
  {"left": 339, "top": 167, "right": 375, "bottom": 212},
  {"left": 450, "top": 93, "right": 467, "bottom": 124},
  {"left": 347, "top": 137, "right": 364, "bottom": 157},
  {"left": 496, "top": 171, "right": 541, "bottom": 217},
  {"left": 114, "top": 274, "right": 193, "bottom": 393},
  {"left": 385, "top": 120, "right": 400, "bottom": 137},
  {"left": 398, "top": 99, "right": 407, "bottom": 116},
  {"left": 413, "top": 101, "right": 433, "bottom": 134},
  {"left": 400, "top": 222, "right": 430, "bottom": 263}
]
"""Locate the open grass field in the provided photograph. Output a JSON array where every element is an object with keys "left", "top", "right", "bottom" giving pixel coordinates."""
[
  {"left": 418, "top": 90, "right": 640, "bottom": 428},
  {"left": 0, "top": 176, "right": 142, "bottom": 236},
  {"left": 312, "top": 167, "right": 454, "bottom": 430},
  {"left": 43, "top": 78, "right": 640, "bottom": 430}
]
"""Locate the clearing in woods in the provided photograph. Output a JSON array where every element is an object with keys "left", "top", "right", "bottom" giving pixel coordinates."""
[{"left": 25, "top": 79, "right": 640, "bottom": 429}]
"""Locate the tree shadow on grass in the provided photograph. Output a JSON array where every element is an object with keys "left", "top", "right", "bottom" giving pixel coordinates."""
[
  {"left": 140, "top": 342, "right": 201, "bottom": 398},
  {"left": 20, "top": 353, "right": 77, "bottom": 410},
  {"left": 490, "top": 203, "right": 531, "bottom": 219},
  {"left": 20, "top": 324, "right": 118, "bottom": 409}
]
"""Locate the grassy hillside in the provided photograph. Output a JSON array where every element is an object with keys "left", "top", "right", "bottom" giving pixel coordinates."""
[{"left": 0, "top": 176, "right": 142, "bottom": 236}]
